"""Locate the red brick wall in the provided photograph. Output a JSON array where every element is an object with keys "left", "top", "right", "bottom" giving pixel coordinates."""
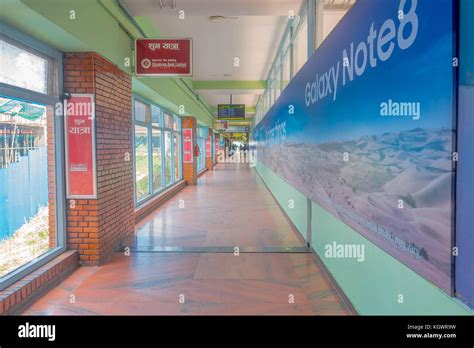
[
  {"left": 182, "top": 116, "right": 197, "bottom": 185},
  {"left": 63, "top": 52, "right": 134, "bottom": 265}
]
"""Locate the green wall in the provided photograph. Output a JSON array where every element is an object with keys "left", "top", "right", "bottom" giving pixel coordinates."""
[
  {"left": 256, "top": 162, "right": 473, "bottom": 315},
  {"left": 0, "top": 0, "right": 214, "bottom": 126},
  {"left": 256, "top": 163, "right": 307, "bottom": 240}
]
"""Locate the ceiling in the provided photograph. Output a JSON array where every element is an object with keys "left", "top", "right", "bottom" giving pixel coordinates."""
[
  {"left": 122, "top": 0, "right": 352, "bottom": 120},
  {"left": 123, "top": 0, "right": 302, "bottom": 119}
]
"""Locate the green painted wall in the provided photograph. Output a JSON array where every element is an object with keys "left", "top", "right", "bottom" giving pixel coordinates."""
[
  {"left": 0, "top": 0, "right": 214, "bottom": 126},
  {"left": 255, "top": 163, "right": 308, "bottom": 242},
  {"left": 256, "top": 162, "right": 472, "bottom": 315}
]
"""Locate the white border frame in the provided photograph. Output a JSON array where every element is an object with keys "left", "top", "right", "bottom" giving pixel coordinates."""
[
  {"left": 64, "top": 93, "right": 98, "bottom": 199},
  {"left": 135, "top": 38, "right": 193, "bottom": 77}
]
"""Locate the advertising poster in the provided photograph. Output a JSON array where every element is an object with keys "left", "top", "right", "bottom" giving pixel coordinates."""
[
  {"left": 253, "top": 0, "right": 456, "bottom": 292},
  {"left": 455, "top": 0, "right": 474, "bottom": 308},
  {"left": 65, "top": 94, "right": 97, "bottom": 199},
  {"left": 183, "top": 128, "right": 193, "bottom": 163},
  {"left": 135, "top": 38, "right": 192, "bottom": 76},
  {"left": 206, "top": 135, "right": 212, "bottom": 157}
]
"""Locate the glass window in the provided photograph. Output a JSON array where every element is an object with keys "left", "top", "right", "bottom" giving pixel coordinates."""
[
  {"left": 268, "top": 70, "right": 274, "bottom": 107},
  {"left": 0, "top": 98, "right": 57, "bottom": 280},
  {"left": 264, "top": 90, "right": 270, "bottom": 113},
  {"left": 173, "top": 132, "right": 181, "bottom": 180},
  {"left": 133, "top": 99, "right": 183, "bottom": 204},
  {"left": 0, "top": 38, "right": 49, "bottom": 94},
  {"left": 134, "top": 125, "right": 149, "bottom": 200},
  {"left": 281, "top": 29, "right": 291, "bottom": 56},
  {"left": 134, "top": 101, "right": 150, "bottom": 123},
  {"left": 274, "top": 58, "right": 281, "bottom": 100},
  {"left": 151, "top": 105, "right": 161, "bottom": 126},
  {"left": 164, "top": 131, "right": 172, "bottom": 185},
  {"left": 282, "top": 51, "right": 291, "bottom": 90},
  {"left": 173, "top": 115, "right": 179, "bottom": 131},
  {"left": 151, "top": 129, "right": 162, "bottom": 192},
  {"left": 198, "top": 137, "right": 206, "bottom": 171},
  {"left": 164, "top": 113, "right": 174, "bottom": 129},
  {"left": 294, "top": 14, "right": 308, "bottom": 75}
]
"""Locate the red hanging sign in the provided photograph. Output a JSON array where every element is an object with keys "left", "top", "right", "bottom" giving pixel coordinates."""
[
  {"left": 135, "top": 38, "right": 193, "bottom": 77},
  {"left": 65, "top": 94, "right": 97, "bottom": 199},
  {"left": 183, "top": 128, "right": 193, "bottom": 163}
]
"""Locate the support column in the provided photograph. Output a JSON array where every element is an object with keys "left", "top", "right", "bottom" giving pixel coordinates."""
[
  {"left": 182, "top": 116, "right": 197, "bottom": 185},
  {"left": 63, "top": 52, "right": 134, "bottom": 265}
]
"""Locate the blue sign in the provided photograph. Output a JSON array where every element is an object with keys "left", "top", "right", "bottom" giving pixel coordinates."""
[{"left": 254, "top": 0, "right": 456, "bottom": 293}]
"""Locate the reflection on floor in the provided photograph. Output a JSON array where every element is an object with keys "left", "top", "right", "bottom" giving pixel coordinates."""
[{"left": 25, "top": 164, "right": 353, "bottom": 315}]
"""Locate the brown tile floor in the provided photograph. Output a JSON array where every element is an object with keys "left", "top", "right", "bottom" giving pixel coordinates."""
[{"left": 24, "top": 164, "right": 353, "bottom": 315}]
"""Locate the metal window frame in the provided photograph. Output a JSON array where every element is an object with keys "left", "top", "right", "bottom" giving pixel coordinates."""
[
  {"left": 132, "top": 94, "right": 184, "bottom": 207},
  {"left": 0, "top": 23, "right": 66, "bottom": 291}
]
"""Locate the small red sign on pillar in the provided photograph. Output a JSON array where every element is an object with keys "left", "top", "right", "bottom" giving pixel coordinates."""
[
  {"left": 183, "top": 128, "right": 193, "bottom": 163},
  {"left": 206, "top": 135, "right": 212, "bottom": 158},
  {"left": 65, "top": 94, "right": 97, "bottom": 199},
  {"left": 135, "top": 38, "right": 193, "bottom": 77}
]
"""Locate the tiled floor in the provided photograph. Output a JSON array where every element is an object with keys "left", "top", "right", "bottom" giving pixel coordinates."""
[{"left": 24, "top": 164, "right": 353, "bottom": 315}]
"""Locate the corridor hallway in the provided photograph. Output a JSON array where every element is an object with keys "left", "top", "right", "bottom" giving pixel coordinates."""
[{"left": 25, "top": 164, "right": 353, "bottom": 315}]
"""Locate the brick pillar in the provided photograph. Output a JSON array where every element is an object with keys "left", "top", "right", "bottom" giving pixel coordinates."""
[
  {"left": 206, "top": 128, "right": 213, "bottom": 171},
  {"left": 63, "top": 52, "right": 134, "bottom": 265},
  {"left": 182, "top": 116, "right": 197, "bottom": 185}
]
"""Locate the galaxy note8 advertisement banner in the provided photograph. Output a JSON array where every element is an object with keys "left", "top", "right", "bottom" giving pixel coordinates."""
[{"left": 253, "top": 0, "right": 456, "bottom": 292}]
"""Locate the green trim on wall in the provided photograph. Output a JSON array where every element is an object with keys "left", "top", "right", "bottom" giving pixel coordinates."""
[
  {"left": 255, "top": 162, "right": 473, "bottom": 315},
  {"left": 255, "top": 163, "right": 308, "bottom": 242},
  {"left": 193, "top": 80, "right": 267, "bottom": 90},
  {"left": 1, "top": 0, "right": 213, "bottom": 126}
]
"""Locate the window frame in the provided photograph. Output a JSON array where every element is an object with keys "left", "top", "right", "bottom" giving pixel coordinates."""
[
  {"left": 0, "top": 23, "right": 66, "bottom": 291},
  {"left": 132, "top": 95, "right": 183, "bottom": 207}
]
